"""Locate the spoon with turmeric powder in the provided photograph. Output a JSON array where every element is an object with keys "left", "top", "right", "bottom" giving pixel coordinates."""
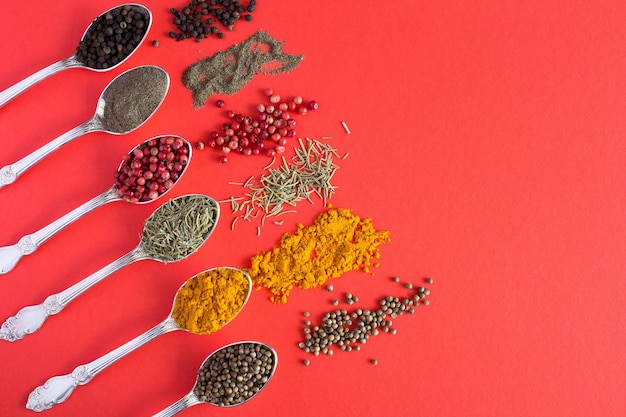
[
  {"left": 0, "top": 194, "right": 219, "bottom": 342},
  {"left": 25, "top": 267, "right": 253, "bottom": 412}
]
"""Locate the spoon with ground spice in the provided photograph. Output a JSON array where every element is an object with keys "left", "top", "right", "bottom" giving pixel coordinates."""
[
  {"left": 25, "top": 267, "right": 253, "bottom": 412},
  {"left": 152, "top": 340, "right": 277, "bottom": 416},
  {"left": 0, "top": 64, "right": 169, "bottom": 190},
  {"left": 0, "top": 135, "right": 192, "bottom": 275},
  {"left": 0, "top": 194, "right": 219, "bottom": 342},
  {"left": 0, "top": 4, "right": 152, "bottom": 107}
]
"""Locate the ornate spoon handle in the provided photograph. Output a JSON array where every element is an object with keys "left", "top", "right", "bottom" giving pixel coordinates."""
[
  {"left": 0, "top": 246, "right": 149, "bottom": 342},
  {"left": 0, "top": 56, "right": 82, "bottom": 108},
  {"left": 0, "top": 116, "right": 103, "bottom": 189},
  {"left": 152, "top": 392, "right": 201, "bottom": 417},
  {"left": 0, "top": 187, "right": 121, "bottom": 275},
  {"left": 26, "top": 318, "right": 180, "bottom": 412}
]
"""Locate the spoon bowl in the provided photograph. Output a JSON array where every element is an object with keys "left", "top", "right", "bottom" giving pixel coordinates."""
[
  {"left": 153, "top": 341, "right": 278, "bottom": 417},
  {"left": 0, "top": 194, "right": 219, "bottom": 342},
  {"left": 0, "top": 4, "right": 152, "bottom": 107},
  {"left": 0, "top": 64, "right": 169, "bottom": 190},
  {"left": 25, "top": 267, "right": 253, "bottom": 412}
]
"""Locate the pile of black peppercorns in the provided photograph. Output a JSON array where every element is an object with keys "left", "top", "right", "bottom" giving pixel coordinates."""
[
  {"left": 169, "top": 0, "right": 256, "bottom": 42},
  {"left": 194, "top": 342, "right": 275, "bottom": 406},
  {"left": 76, "top": 5, "right": 150, "bottom": 69}
]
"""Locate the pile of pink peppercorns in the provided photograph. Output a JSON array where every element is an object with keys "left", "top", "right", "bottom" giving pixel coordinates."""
[
  {"left": 114, "top": 136, "right": 190, "bottom": 202},
  {"left": 196, "top": 89, "right": 318, "bottom": 163}
]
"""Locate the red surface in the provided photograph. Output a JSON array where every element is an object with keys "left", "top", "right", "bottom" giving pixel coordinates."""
[{"left": 1, "top": 1, "right": 625, "bottom": 416}]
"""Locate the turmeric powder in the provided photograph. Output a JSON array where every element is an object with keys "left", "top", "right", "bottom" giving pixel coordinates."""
[
  {"left": 172, "top": 267, "right": 251, "bottom": 334},
  {"left": 247, "top": 208, "right": 391, "bottom": 303}
]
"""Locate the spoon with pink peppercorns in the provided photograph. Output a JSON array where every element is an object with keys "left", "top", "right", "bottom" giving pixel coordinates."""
[{"left": 0, "top": 135, "right": 192, "bottom": 275}]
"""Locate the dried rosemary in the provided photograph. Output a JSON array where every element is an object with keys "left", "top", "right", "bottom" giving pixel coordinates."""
[
  {"left": 141, "top": 194, "right": 219, "bottom": 262},
  {"left": 226, "top": 138, "right": 342, "bottom": 230}
]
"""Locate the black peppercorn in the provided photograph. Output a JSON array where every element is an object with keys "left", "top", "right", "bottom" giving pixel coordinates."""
[{"left": 168, "top": 0, "right": 255, "bottom": 42}]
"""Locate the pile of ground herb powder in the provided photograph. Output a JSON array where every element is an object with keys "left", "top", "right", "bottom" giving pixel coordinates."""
[
  {"left": 247, "top": 208, "right": 391, "bottom": 303},
  {"left": 172, "top": 268, "right": 251, "bottom": 334},
  {"left": 100, "top": 65, "right": 169, "bottom": 133},
  {"left": 182, "top": 31, "right": 303, "bottom": 108}
]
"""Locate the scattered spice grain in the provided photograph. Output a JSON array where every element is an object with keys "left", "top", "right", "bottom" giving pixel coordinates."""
[{"left": 298, "top": 277, "right": 433, "bottom": 359}]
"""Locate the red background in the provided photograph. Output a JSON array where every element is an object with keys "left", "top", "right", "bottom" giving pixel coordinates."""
[{"left": 1, "top": 1, "right": 625, "bottom": 416}]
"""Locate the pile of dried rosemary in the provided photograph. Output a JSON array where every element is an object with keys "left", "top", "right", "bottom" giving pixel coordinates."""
[{"left": 226, "top": 138, "right": 346, "bottom": 232}]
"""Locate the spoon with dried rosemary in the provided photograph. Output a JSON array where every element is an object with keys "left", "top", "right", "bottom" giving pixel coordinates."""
[
  {"left": 25, "top": 267, "right": 253, "bottom": 412},
  {"left": 0, "top": 194, "right": 219, "bottom": 342},
  {"left": 152, "top": 341, "right": 277, "bottom": 416},
  {"left": 0, "top": 135, "right": 192, "bottom": 275}
]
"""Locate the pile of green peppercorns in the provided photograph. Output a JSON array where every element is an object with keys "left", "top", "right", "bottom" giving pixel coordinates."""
[{"left": 299, "top": 277, "right": 433, "bottom": 363}]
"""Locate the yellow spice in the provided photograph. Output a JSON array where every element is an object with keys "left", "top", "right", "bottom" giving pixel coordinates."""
[
  {"left": 172, "top": 268, "right": 250, "bottom": 334},
  {"left": 247, "top": 208, "right": 391, "bottom": 303}
]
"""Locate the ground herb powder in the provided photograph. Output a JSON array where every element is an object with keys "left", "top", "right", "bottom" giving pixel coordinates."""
[
  {"left": 247, "top": 208, "right": 391, "bottom": 303},
  {"left": 172, "top": 268, "right": 250, "bottom": 334},
  {"left": 182, "top": 31, "right": 303, "bottom": 108},
  {"left": 100, "top": 65, "right": 169, "bottom": 133}
]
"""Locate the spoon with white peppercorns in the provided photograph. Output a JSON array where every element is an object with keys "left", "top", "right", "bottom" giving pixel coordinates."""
[
  {"left": 152, "top": 341, "right": 278, "bottom": 417},
  {"left": 0, "top": 4, "right": 152, "bottom": 107}
]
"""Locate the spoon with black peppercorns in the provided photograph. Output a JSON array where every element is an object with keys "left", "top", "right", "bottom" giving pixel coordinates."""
[
  {"left": 0, "top": 4, "right": 152, "bottom": 107},
  {"left": 0, "top": 135, "right": 191, "bottom": 275},
  {"left": 0, "top": 64, "right": 169, "bottom": 190},
  {"left": 152, "top": 341, "right": 278, "bottom": 416}
]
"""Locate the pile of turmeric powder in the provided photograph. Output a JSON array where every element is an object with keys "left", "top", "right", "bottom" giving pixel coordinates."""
[
  {"left": 172, "top": 267, "right": 251, "bottom": 334},
  {"left": 247, "top": 208, "right": 391, "bottom": 303}
]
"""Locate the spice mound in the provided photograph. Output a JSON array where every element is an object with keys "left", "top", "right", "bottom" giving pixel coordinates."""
[
  {"left": 114, "top": 136, "right": 190, "bottom": 202},
  {"left": 141, "top": 194, "right": 219, "bottom": 262},
  {"left": 100, "top": 65, "right": 169, "bottom": 133},
  {"left": 182, "top": 31, "right": 303, "bottom": 108},
  {"left": 247, "top": 208, "right": 391, "bottom": 303},
  {"left": 76, "top": 5, "right": 150, "bottom": 69},
  {"left": 172, "top": 268, "right": 251, "bottom": 334},
  {"left": 194, "top": 342, "right": 276, "bottom": 406}
]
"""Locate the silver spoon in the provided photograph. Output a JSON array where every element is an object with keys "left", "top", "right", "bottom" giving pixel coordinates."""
[
  {"left": 0, "top": 3, "right": 152, "bottom": 107},
  {"left": 0, "top": 64, "right": 170, "bottom": 190},
  {"left": 0, "top": 135, "right": 192, "bottom": 275},
  {"left": 153, "top": 341, "right": 278, "bottom": 417},
  {"left": 0, "top": 194, "right": 219, "bottom": 342},
  {"left": 25, "top": 267, "right": 252, "bottom": 412}
]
